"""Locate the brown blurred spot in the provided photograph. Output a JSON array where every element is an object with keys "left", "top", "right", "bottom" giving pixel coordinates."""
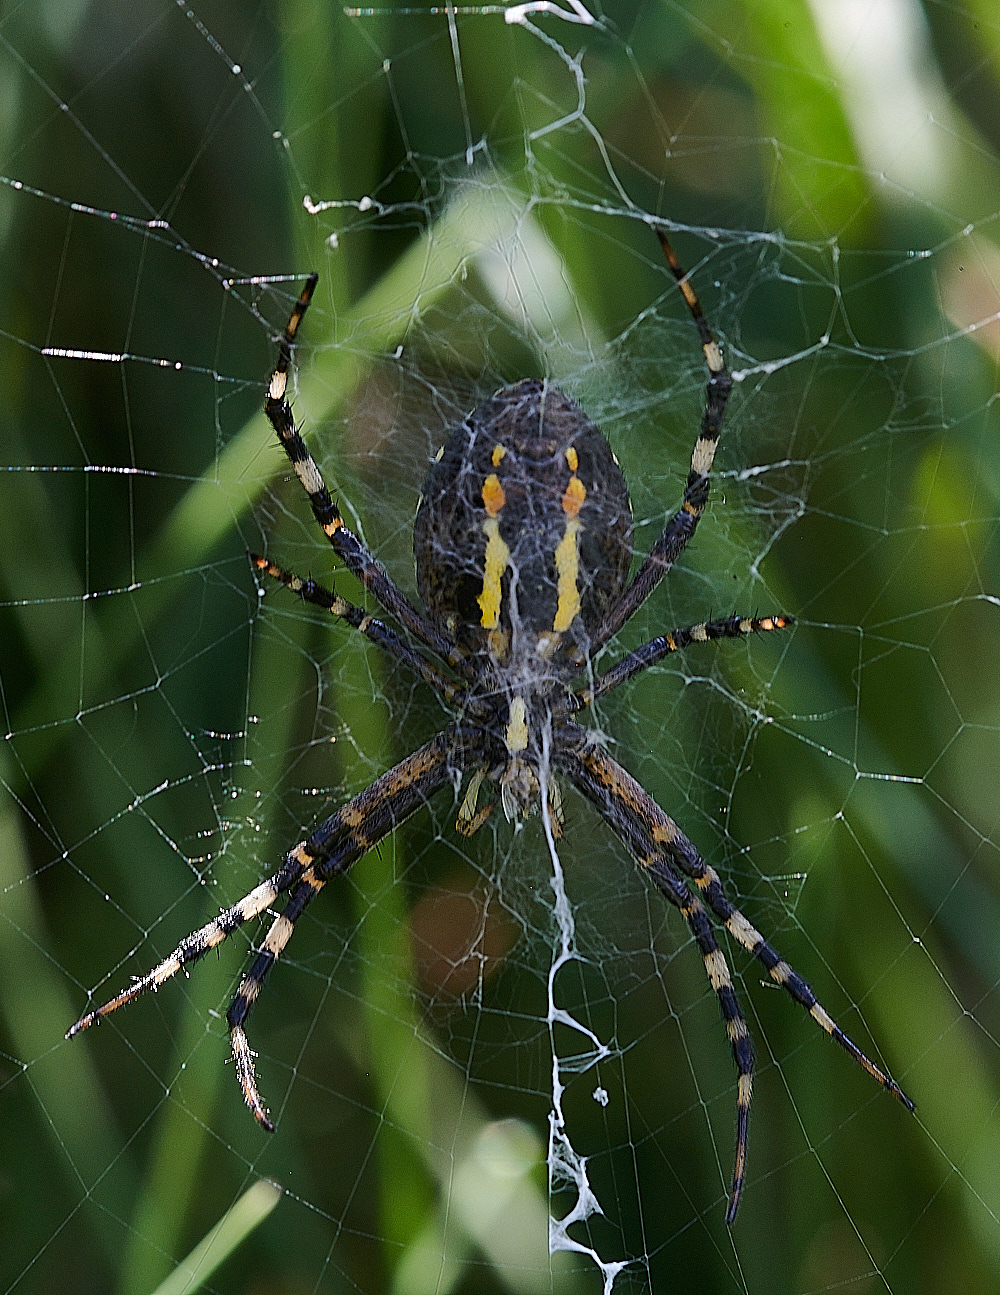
[{"left": 410, "top": 872, "right": 517, "bottom": 999}]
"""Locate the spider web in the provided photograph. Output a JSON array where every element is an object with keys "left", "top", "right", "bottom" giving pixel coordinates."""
[{"left": 2, "top": 0, "right": 1000, "bottom": 1291}]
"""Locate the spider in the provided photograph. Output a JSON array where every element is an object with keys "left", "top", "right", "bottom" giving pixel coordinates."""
[{"left": 68, "top": 228, "right": 914, "bottom": 1222}]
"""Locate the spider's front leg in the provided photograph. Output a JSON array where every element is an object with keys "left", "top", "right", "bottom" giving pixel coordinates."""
[
  {"left": 263, "top": 276, "right": 473, "bottom": 679},
  {"left": 582, "top": 230, "right": 734, "bottom": 660},
  {"left": 557, "top": 729, "right": 914, "bottom": 1222}
]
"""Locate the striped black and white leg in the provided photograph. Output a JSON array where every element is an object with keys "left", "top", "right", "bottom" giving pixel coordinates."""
[
  {"left": 567, "top": 613, "right": 794, "bottom": 713},
  {"left": 251, "top": 554, "right": 466, "bottom": 706},
  {"left": 582, "top": 230, "right": 735, "bottom": 660},
  {"left": 228, "top": 867, "right": 326, "bottom": 1128},
  {"left": 69, "top": 728, "right": 478, "bottom": 1126},
  {"left": 263, "top": 277, "right": 472, "bottom": 677},
  {"left": 560, "top": 735, "right": 915, "bottom": 1222},
  {"left": 649, "top": 859, "right": 755, "bottom": 1221},
  {"left": 221, "top": 726, "right": 470, "bottom": 1125},
  {"left": 66, "top": 849, "right": 311, "bottom": 1037}
]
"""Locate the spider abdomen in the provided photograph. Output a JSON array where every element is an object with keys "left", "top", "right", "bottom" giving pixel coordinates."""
[{"left": 414, "top": 378, "right": 632, "bottom": 662}]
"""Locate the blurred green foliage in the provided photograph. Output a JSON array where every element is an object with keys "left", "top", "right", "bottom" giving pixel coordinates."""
[{"left": 2, "top": 1, "right": 1000, "bottom": 1292}]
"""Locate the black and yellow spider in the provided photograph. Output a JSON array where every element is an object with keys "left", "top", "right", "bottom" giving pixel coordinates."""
[{"left": 68, "top": 229, "right": 913, "bottom": 1222}]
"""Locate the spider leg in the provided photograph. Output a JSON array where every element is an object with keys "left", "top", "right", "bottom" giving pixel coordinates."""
[
  {"left": 264, "top": 277, "right": 473, "bottom": 680},
  {"left": 558, "top": 739, "right": 752, "bottom": 1219},
  {"left": 226, "top": 724, "right": 479, "bottom": 1126},
  {"left": 654, "top": 866, "right": 753, "bottom": 1222},
  {"left": 581, "top": 231, "right": 734, "bottom": 660},
  {"left": 66, "top": 851, "right": 310, "bottom": 1037},
  {"left": 251, "top": 554, "right": 467, "bottom": 707},
  {"left": 563, "top": 612, "right": 794, "bottom": 713},
  {"left": 565, "top": 734, "right": 914, "bottom": 1106},
  {"left": 70, "top": 726, "right": 482, "bottom": 1126},
  {"left": 557, "top": 730, "right": 914, "bottom": 1221},
  {"left": 229, "top": 866, "right": 325, "bottom": 1128}
]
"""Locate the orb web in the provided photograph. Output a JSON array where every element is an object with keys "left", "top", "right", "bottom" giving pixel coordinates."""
[{"left": 2, "top": 1, "right": 1000, "bottom": 1292}]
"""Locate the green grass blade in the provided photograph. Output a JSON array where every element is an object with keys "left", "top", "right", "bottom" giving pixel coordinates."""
[{"left": 148, "top": 1179, "right": 282, "bottom": 1295}]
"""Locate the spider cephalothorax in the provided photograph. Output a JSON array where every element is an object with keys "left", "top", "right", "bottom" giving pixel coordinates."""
[{"left": 69, "top": 228, "right": 913, "bottom": 1223}]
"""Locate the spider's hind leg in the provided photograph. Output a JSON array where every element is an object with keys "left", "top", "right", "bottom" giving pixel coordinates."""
[
  {"left": 222, "top": 727, "right": 470, "bottom": 1125},
  {"left": 649, "top": 863, "right": 755, "bottom": 1222},
  {"left": 66, "top": 850, "right": 311, "bottom": 1038},
  {"left": 559, "top": 732, "right": 915, "bottom": 1222},
  {"left": 228, "top": 867, "right": 326, "bottom": 1129},
  {"left": 575, "top": 739, "right": 914, "bottom": 1112},
  {"left": 704, "top": 883, "right": 915, "bottom": 1111}
]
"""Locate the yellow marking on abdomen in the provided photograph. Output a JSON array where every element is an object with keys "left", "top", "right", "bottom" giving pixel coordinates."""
[
  {"left": 565, "top": 446, "right": 578, "bottom": 471},
  {"left": 478, "top": 517, "right": 510, "bottom": 629},
  {"left": 482, "top": 472, "right": 506, "bottom": 517},
  {"left": 553, "top": 518, "right": 582, "bottom": 632},
  {"left": 562, "top": 474, "right": 586, "bottom": 517},
  {"left": 492, "top": 444, "right": 506, "bottom": 467}
]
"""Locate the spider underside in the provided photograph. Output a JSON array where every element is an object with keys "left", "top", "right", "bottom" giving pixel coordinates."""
[{"left": 68, "top": 229, "right": 914, "bottom": 1223}]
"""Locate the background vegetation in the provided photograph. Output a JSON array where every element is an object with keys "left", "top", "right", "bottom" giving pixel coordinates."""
[{"left": 2, "top": 0, "right": 1000, "bottom": 1292}]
